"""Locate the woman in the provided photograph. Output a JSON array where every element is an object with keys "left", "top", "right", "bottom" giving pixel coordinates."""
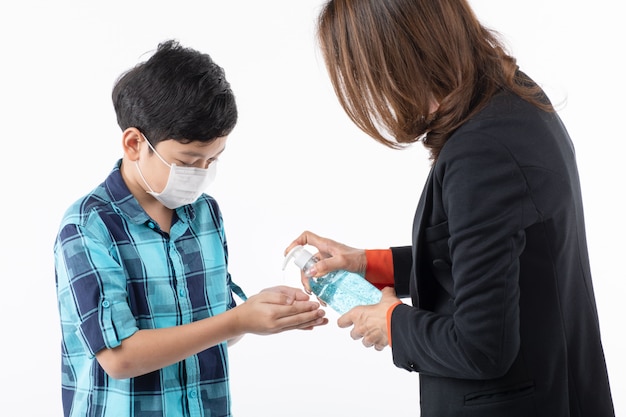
[{"left": 286, "top": 1, "right": 614, "bottom": 415}]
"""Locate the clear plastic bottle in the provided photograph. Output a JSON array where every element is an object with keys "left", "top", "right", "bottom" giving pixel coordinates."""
[{"left": 282, "top": 245, "right": 382, "bottom": 315}]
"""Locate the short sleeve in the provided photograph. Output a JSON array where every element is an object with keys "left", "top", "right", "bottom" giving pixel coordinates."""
[{"left": 56, "top": 219, "right": 138, "bottom": 358}]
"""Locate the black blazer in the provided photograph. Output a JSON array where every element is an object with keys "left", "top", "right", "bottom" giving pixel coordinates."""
[{"left": 389, "top": 89, "right": 614, "bottom": 416}]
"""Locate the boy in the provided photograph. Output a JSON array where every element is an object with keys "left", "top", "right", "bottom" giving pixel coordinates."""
[{"left": 54, "top": 40, "right": 327, "bottom": 417}]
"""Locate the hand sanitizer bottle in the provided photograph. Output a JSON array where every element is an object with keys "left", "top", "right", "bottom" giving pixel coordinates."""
[{"left": 282, "top": 245, "right": 382, "bottom": 315}]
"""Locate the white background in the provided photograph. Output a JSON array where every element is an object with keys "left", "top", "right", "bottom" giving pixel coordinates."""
[{"left": 1, "top": 1, "right": 624, "bottom": 415}]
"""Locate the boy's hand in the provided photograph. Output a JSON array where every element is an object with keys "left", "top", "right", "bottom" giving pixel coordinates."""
[{"left": 238, "top": 286, "right": 328, "bottom": 334}]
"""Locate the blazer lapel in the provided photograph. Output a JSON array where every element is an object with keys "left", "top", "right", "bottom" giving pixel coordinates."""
[{"left": 411, "top": 167, "right": 435, "bottom": 307}]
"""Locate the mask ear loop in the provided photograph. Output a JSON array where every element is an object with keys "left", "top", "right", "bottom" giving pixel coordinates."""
[
  {"left": 135, "top": 160, "right": 157, "bottom": 194},
  {"left": 135, "top": 133, "right": 169, "bottom": 195},
  {"left": 140, "top": 133, "right": 172, "bottom": 167}
]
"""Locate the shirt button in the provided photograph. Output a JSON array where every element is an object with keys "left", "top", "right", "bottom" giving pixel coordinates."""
[
  {"left": 102, "top": 300, "right": 110, "bottom": 308},
  {"left": 147, "top": 221, "right": 155, "bottom": 229},
  {"left": 179, "top": 289, "right": 186, "bottom": 297},
  {"left": 189, "top": 390, "right": 197, "bottom": 399}
]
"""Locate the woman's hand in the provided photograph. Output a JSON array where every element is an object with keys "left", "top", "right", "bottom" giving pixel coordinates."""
[
  {"left": 285, "top": 230, "right": 367, "bottom": 294},
  {"left": 337, "top": 287, "right": 401, "bottom": 351}
]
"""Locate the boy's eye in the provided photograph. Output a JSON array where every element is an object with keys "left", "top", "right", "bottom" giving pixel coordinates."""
[{"left": 178, "top": 158, "right": 218, "bottom": 168}]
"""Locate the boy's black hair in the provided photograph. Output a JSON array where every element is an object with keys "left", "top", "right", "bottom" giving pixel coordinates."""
[{"left": 112, "top": 39, "right": 238, "bottom": 145}]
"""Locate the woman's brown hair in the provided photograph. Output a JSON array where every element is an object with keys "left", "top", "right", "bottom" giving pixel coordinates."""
[{"left": 317, "top": 0, "right": 552, "bottom": 161}]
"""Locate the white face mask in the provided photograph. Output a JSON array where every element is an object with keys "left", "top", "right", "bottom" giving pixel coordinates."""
[{"left": 135, "top": 136, "right": 217, "bottom": 209}]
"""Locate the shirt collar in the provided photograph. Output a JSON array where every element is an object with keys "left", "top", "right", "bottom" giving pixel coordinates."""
[{"left": 103, "top": 159, "right": 197, "bottom": 224}]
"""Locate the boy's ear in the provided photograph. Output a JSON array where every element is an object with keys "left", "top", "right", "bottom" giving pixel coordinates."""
[{"left": 122, "top": 127, "right": 144, "bottom": 161}]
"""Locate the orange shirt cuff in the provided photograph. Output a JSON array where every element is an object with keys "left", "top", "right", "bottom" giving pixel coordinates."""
[
  {"left": 387, "top": 301, "right": 402, "bottom": 348},
  {"left": 365, "top": 249, "right": 395, "bottom": 289}
]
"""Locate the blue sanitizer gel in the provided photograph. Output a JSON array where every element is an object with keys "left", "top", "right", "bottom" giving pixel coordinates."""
[{"left": 283, "top": 245, "right": 382, "bottom": 315}]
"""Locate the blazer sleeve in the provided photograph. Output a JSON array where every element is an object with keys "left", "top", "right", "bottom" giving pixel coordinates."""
[{"left": 390, "top": 132, "right": 539, "bottom": 379}]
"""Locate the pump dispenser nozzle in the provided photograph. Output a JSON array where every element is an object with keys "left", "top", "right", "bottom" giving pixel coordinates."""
[{"left": 282, "top": 245, "right": 316, "bottom": 275}]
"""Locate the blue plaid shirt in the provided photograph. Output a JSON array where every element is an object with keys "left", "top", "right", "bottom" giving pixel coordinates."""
[{"left": 55, "top": 160, "right": 241, "bottom": 417}]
